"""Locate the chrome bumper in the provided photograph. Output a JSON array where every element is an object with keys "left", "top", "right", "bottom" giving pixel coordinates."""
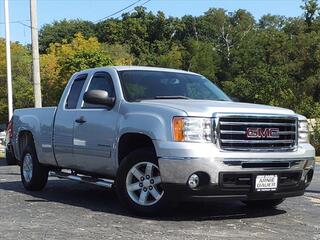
[
  {"left": 156, "top": 139, "right": 315, "bottom": 185},
  {"left": 158, "top": 156, "right": 314, "bottom": 184}
]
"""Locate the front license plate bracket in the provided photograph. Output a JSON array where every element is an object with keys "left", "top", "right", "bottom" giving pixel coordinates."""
[{"left": 255, "top": 175, "right": 278, "bottom": 192}]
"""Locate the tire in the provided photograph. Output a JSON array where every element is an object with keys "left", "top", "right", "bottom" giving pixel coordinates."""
[
  {"left": 5, "top": 149, "right": 17, "bottom": 166},
  {"left": 242, "top": 198, "right": 285, "bottom": 208},
  {"left": 115, "top": 148, "right": 170, "bottom": 215},
  {"left": 20, "top": 145, "right": 48, "bottom": 191}
]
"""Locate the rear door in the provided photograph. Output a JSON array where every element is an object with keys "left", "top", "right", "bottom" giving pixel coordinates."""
[
  {"left": 72, "top": 71, "right": 120, "bottom": 175},
  {"left": 53, "top": 74, "right": 88, "bottom": 168}
]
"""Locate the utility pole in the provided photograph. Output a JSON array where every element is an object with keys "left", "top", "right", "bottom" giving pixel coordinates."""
[
  {"left": 4, "top": 0, "right": 13, "bottom": 121},
  {"left": 30, "top": 0, "right": 42, "bottom": 107}
]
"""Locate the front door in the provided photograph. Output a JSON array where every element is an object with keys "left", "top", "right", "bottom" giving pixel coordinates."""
[{"left": 73, "top": 71, "right": 119, "bottom": 175}]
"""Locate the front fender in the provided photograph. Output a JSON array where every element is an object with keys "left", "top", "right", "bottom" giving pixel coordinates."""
[
  {"left": 118, "top": 100, "right": 187, "bottom": 142},
  {"left": 118, "top": 112, "right": 169, "bottom": 141},
  {"left": 117, "top": 104, "right": 187, "bottom": 160}
]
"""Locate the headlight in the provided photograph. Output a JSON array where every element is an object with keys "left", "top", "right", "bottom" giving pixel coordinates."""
[
  {"left": 298, "top": 120, "right": 309, "bottom": 143},
  {"left": 172, "top": 117, "right": 212, "bottom": 142}
]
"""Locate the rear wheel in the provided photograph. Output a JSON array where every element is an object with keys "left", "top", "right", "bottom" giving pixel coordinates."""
[
  {"left": 116, "top": 148, "right": 169, "bottom": 215},
  {"left": 242, "top": 198, "right": 285, "bottom": 208},
  {"left": 21, "top": 145, "right": 48, "bottom": 191}
]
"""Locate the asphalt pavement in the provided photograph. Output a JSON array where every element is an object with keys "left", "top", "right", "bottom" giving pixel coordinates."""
[{"left": 0, "top": 159, "right": 319, "bottom": 240}]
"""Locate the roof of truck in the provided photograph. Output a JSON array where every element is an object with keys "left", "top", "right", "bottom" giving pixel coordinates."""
[{"left": 77, "top": 66, "right": 200, "bottom": 75}]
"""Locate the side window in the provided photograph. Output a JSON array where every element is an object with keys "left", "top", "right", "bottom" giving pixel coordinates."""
[
  {"left": 65, "top": 75, "right": 87, "bottom": 109},
  {"left": 83, "top": 72, "right": 115, "bottom": 109}
]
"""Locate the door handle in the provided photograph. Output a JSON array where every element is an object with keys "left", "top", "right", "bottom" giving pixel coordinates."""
[{"left": 75, "top": 116, "right": 86, "bottom": 124}]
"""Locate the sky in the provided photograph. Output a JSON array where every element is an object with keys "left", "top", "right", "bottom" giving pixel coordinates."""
[{"left": 0, "top": 0, "right": 306, "bottom": 44}]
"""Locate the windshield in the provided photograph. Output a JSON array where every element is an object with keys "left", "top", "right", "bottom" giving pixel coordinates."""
[{"left": 118, "top": 70, "right": 231, "bottom": 102}]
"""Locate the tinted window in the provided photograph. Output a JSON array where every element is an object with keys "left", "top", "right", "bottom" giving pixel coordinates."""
[
  {"left": 65, "top": 75, "right": 87, "bottom": 109},
  {"left": 83, "top": 72, "right": 115, "bottom": 108},
  {"left": 118, "top": 70, "right": 230, "bottom": 102}
]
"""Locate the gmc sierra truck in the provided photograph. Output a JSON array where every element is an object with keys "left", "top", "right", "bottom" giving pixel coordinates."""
[{"left": 10, "top": 66, "right": 315, "bottom": 215}]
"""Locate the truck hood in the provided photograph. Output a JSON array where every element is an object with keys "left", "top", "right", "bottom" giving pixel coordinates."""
[{"left": 141, "top": 100, "right": 295, "bottom": 117}]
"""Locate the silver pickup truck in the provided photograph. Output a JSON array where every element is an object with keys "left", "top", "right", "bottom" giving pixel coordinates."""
[{"left": 10, "top": 66, "right": 315, "bottom": 215}]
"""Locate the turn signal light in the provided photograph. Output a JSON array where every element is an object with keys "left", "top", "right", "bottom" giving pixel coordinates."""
[{"left": 173, "top": 117, "right": 184, "bottom": 141}]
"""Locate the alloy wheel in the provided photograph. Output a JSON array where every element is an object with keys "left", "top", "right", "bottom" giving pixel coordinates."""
[{"left": 126, "top": 162, "right": 164, "bottom": 206}]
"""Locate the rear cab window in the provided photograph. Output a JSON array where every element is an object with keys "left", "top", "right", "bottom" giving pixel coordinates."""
[{"left": 65, "top": 74, "right": 87, "bottom": 109}]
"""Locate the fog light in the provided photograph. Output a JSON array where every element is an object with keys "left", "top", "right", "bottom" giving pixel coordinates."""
[{"left": 188, "top": 174, "right": 200, "bottom": 189}]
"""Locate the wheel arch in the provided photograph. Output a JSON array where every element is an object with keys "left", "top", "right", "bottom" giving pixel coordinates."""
[
  {"left": 18, "top": 130, "right": 36, "bottom": 161},
  {"left": 117, "top": 132, "right": 157, "bottom": 166}
]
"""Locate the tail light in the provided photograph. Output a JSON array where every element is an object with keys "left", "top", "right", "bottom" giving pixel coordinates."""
[{"left": 6, "top": 119, "right": 13, "bottom": 140}]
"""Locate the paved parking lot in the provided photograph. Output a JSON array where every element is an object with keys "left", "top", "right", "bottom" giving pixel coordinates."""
[{"left": 0, "top": 159, "right": 319, "bottom": 240}]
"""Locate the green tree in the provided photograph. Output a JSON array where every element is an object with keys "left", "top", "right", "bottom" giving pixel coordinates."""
[
  {"left": 40, "top": 33, "right": 115, "bottom": 106},
  {"left": 259, "top": 14, "right": 286, "bottom": 29},
  {"left": 301, "top": 0, "right": 320, "bottom": 27},
  {"left": 0, "top": 39, "right": 33, "bottom": 123},
  {"left": 186, "top": 40, "right": 220, "bottom": 82},
  {"left": 158, "top": 44, "right": 184, "bottom": 69},
  {"left": 39, "top": 19, "right": 96, "bottom": 53},
  {"left": 1, "top": 3, "right": 320, "bottom": 125}
]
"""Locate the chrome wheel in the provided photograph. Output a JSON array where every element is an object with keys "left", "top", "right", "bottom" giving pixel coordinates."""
[
  {"left": 126, "top": 162, "right": 164, "bottom": 206},
  {"left": 23, "top": 153, "right": 33, "bottom": 183}
]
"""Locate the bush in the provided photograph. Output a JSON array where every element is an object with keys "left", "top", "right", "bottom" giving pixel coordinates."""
[{"left": 309, "top": 119, "right": 320, "bottom": 156}]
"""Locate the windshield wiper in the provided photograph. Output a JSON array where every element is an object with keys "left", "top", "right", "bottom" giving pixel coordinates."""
[{"left": 154, "top": 96, "right": 190, "bottom": 100}]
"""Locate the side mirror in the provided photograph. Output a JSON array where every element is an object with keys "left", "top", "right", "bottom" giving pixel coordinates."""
[{"left": 83, "top": 90, "right": 115, "bottom": 107}]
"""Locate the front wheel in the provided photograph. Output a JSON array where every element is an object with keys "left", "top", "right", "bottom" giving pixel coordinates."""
[
  {"left": 21, "top": 145, "right": 48, "bottom": 191},
  {"left": 242, "top": 198, "right": 285, "bottom": 208},
  {"left": 116, "top": 148, "right": 169, "bottom": 215}
]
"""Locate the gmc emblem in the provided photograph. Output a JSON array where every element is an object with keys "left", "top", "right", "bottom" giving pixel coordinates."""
[{"left": 246, "top": 128, "right": 280, "bottom": 139}]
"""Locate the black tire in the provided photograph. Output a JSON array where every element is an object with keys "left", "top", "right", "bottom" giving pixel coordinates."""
[
  {"left": 242, "top": 198, "right": 285, "bottom": 208},
  {"left": 20, "top": 145, "right": 48, "bottom": 191},
  {"left": 5, "top": 149, "right": 17, "bottom": 166},
  {"left": 115, "top": 148, "right": 170, "bottom": 216}
]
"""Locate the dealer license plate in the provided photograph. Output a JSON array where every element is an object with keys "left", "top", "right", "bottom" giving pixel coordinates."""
[{"left": 255, "top": 175, "right": 278, "bottom": 192}]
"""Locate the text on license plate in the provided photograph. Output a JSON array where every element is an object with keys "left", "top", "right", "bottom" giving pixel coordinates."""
[{"left": 255, "top": 175, "right": 278, "bottom": 192}]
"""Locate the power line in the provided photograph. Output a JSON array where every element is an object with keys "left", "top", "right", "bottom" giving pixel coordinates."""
[
  {"left": 126, "top": 0, "right": 152, "bottom": 14},
  {"left": 16, "top": 21, "right": 31, "bottom": 28},
  {"left": 95, "top": 0, "right": 143, "bottom": 23},
  {"left": 0, "top": 20, "right": 39, "bottom": 31},
  {"left": 0, "top": 0, "right": 152, "bottom": 30},
  {"left": 0, "top": 19, "right": 29, "bottom": 24},
  {"left": 95, "top": 0, "right": 152, "bottom": 23}
]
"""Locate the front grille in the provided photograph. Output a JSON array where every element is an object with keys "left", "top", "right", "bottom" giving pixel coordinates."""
[
  {"left": 217, "top": 115, "right": 297, "bottom": 151},
  {"left": 241, "top": 162, "right": 290, "bottom": 168},
  {"left": 220, "top": 171, "right": 302, "bottom": 189}
]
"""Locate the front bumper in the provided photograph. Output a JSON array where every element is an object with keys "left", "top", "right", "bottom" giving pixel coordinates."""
[
  {"left": 163, "top": 171, "right": 307, "bottom": 201},
  {"left": 157, "top": 141, "right": 315, "bottom": 184},
  {"left": 156, "top": 141, "right": 315, "bottom": 201}
]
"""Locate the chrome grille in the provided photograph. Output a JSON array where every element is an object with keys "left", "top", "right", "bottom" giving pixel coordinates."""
[{"left": 216, "top": 115, "right": 297, "bottom": 151}]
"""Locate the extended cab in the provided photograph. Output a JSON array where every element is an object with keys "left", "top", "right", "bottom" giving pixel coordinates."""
[{"left": 11, "top": 66, "right": 315, "bottom": 214}]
